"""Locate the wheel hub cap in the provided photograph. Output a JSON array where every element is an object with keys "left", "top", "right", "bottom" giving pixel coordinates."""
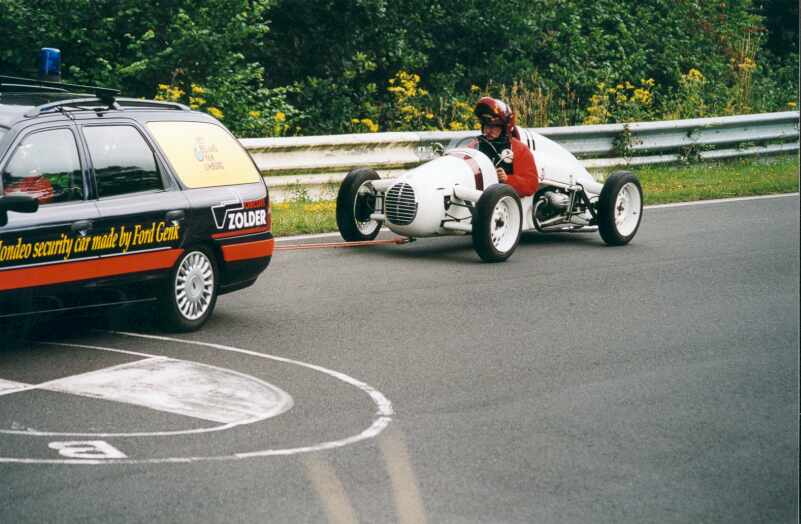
[
  {"left": 613, "top": 182, "right": 642, "bottom": 236},
  {"left": 175, "top": 252, "right": 214, "bottom": 320},
  {"left": 490, "top": 196, "right": 520, "bottom": 252}
]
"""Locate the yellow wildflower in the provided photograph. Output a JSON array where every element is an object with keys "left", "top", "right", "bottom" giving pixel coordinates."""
[
  {"left": 191, "top": 85, "right": 205, "bottom": 95},
  {"left": 737, "top": 58, "right": 757, "bottom": 72},
  {"left": 686, "top": 68, "right": 705, "bottom": 82},
  {"left": 249, "top": 111, "right": 261, "bottom": 119},
  {"left": 360, "top": 118, "right": 379, "bottom": 133},
  {"left": 207, "top": 107, "right": 224, "bottom": 119},
  {"left": 189, "top": 97, "right": 206, "bottom": 109},
  {"left": 275, "top": 111, "right": 286, "bottom": 122}
]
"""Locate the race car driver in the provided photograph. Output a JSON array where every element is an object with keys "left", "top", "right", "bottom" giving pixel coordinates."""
[{"left": 473, "top": 97, "right": 539, "bottom": 197}]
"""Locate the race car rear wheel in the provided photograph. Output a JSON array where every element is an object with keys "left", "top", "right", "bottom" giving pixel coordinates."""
[
  {"left": 160, "top": 246, "right": 218, "bottom": 332},
  {"left": 598, "top": 171, "right": 643, "bottom": 245},
  {"left": 472, "top": 184, "right": 522, "bottom": 262},
  {"left": 336, "top": 168, "right": 382, "bottom": 241}
]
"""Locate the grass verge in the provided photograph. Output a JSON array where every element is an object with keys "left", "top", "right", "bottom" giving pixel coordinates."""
[
  {"left": 270, "top": 154, "right": 799, "bottom": 237},
  {"left": 626, "top": 155, "right": 799, "bottom": 205}
]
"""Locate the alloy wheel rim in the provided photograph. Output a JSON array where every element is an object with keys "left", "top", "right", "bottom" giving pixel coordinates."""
[{"left": 175, "top": 252, "right": 214, "bottom": 320}]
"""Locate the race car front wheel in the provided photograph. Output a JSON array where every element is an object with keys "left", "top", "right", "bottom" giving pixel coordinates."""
[
  {"left": 160, "top": 246, "right": 218, "bottom": 332},
  {"left": 598, "top": 171, "right": 643, "bottom": 245},
  {"left": 336, "top": 168, "right": 382, "bottom": 241},
  {"left": 472, "top": 184, "right": 522, "bottom": 262}
]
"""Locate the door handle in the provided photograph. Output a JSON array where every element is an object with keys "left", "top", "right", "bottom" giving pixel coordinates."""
[
  {"left": 71, "top": 219, "right": 93, "bottom": 237},
  {"left": 165, "top": 210, "right": 185, "bottom": 225}
]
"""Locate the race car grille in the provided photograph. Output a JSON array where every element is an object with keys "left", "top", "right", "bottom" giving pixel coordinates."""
[{"left": 385, "top": 183, "right": 417, "bottom": 226}]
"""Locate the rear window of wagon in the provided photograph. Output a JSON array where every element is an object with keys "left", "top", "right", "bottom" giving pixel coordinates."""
[{"left": 146, "top": 121, "right": 262, "bottom": 188}]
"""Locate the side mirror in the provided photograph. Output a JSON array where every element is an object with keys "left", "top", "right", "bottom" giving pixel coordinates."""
[{"left": 0, "top": 194, "right": 39, "bottom": 227}]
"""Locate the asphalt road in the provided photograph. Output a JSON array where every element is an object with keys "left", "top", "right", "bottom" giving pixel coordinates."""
[{"left": 1, "top": 194, "right": 798, "bottom": 523}]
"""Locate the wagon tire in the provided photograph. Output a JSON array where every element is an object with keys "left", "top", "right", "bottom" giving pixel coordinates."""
[
  {"left": 336, "top": 168, "right": 382, "bottom": 241},
  {"left": 598, "top": 171, "right": 643, "bottom": 246},
  {"left": 472, "top": 184, "right": 522, "bottom": 262},
  {"left": 160, "top": 246, "right": 218, "bottom": 332}
]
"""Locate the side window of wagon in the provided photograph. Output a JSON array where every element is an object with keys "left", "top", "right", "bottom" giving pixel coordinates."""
[
  {"left": 83, "top": 125, "right": 163, "bottom": 198},
  {"left": 1, "top": 128, "right": 84, "bottom": 205}
]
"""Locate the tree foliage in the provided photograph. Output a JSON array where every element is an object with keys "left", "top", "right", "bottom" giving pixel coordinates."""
[{"left": 0, "top": 0, "right": 797, "bottom": 136}]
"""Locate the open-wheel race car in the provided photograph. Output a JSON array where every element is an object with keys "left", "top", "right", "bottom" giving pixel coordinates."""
[{"left": 336, "top": 127, "right": 643, "bottom": 262}]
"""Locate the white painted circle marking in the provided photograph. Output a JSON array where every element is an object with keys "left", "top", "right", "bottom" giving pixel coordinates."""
[
  {"left": 0, "top": 351, "right": 293, "bottom": 437},
  {"left": 0, "top": 331, "right": 394, "bottom": 465}
]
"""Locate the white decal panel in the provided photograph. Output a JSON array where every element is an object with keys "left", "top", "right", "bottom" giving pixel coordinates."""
[{"left": 212, "top": 197, "right": 267, "bottom": 231}]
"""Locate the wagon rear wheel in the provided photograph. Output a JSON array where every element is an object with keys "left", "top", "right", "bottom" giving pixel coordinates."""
[{"left": 160, "top": 246, "right": 218, "bottom": 332}]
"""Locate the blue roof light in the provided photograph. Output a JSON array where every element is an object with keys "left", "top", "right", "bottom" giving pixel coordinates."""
[{"left": 39, "top": 48, "right": 61, "bottom": 81}]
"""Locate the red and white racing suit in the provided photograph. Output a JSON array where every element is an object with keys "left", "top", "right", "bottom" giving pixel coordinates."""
[
  {"left": 502, "top": 137, "right": 539, "bottom": 197},
  {"left": 473, "top": 135, "right": 539, "bottom": 197}
]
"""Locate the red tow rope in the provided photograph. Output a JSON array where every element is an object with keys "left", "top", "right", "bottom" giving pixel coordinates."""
[{"left": 275, "top": 237, "right": 411, "bottom": 251}]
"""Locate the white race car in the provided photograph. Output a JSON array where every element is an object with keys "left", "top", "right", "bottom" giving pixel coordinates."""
[{"left": 335, "top": 128, "right": 643, "bottom": 262}]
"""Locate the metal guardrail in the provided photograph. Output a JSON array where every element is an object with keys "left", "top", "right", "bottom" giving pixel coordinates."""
[{"left": 239, "top": 111, "right": 799, "bottom": 201}]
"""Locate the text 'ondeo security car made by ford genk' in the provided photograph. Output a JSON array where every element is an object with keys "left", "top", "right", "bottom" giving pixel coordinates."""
[{"left": 0, "top": 72, "right": 273, "bottom": 333}]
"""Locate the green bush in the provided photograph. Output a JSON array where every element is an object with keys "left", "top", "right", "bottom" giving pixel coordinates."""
[{"left": 0, "top": 0, "right": 796, "bottom": 136}]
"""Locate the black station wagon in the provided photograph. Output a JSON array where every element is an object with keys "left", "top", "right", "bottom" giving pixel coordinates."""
[{"left": 0, "top": 75, "right": 273, "bottom": 334}]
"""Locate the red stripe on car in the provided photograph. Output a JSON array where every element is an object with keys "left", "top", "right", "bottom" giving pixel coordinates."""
[
  {"left": 449, "top": 152, "right": 484, "bottom": 190},
  {"left": 221, "top": 238, "right": 275, "bottom": 262},
  {"left": 211, "top": 226, "right": 271, "bottom": 239},
  {"left": 0, "top": 249, "right": 183, "bottom": 291}
]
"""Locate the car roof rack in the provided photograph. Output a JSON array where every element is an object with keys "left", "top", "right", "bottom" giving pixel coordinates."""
[
  {"left": 0, "top": 75, "right": 120, "bottom": 104},
  {"left": 23, "top": 97, "right": 190, "bottom": 117},
  {"left": 1, "top": 76, "right": 190, "bottom": 116},
  {"left": 115, "top": 98, "right": 190, "bottom": 111}
]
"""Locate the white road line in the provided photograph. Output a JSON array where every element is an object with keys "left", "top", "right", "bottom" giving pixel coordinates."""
[
  {"left": 0, "top": 333, "right": 394, "bottom": 464},
  {"left": 0, "top": 378, "right": 32, "bottom": 396},
  {"left": 114, "top": 331, "right": 395, "bottom": 420},
  {"left": 1, "top": 346, "right": 293, "bottom": 437},
  {"left": 0, "top": 358, "right": 169, "bottom": 398},
  {"left": 41, "top": 357, "right": 293, "bottom": 425},
  {"left": 38, "top": 340, "right": 161, "bottom": 359},
  {"left": 646, "top": 192, "right": 798, "bottom": 209}
]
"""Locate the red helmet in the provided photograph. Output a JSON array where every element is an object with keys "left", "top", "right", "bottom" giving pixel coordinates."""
[{"left": 474, "top": 97, "right": 516, "bottom": 136}]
